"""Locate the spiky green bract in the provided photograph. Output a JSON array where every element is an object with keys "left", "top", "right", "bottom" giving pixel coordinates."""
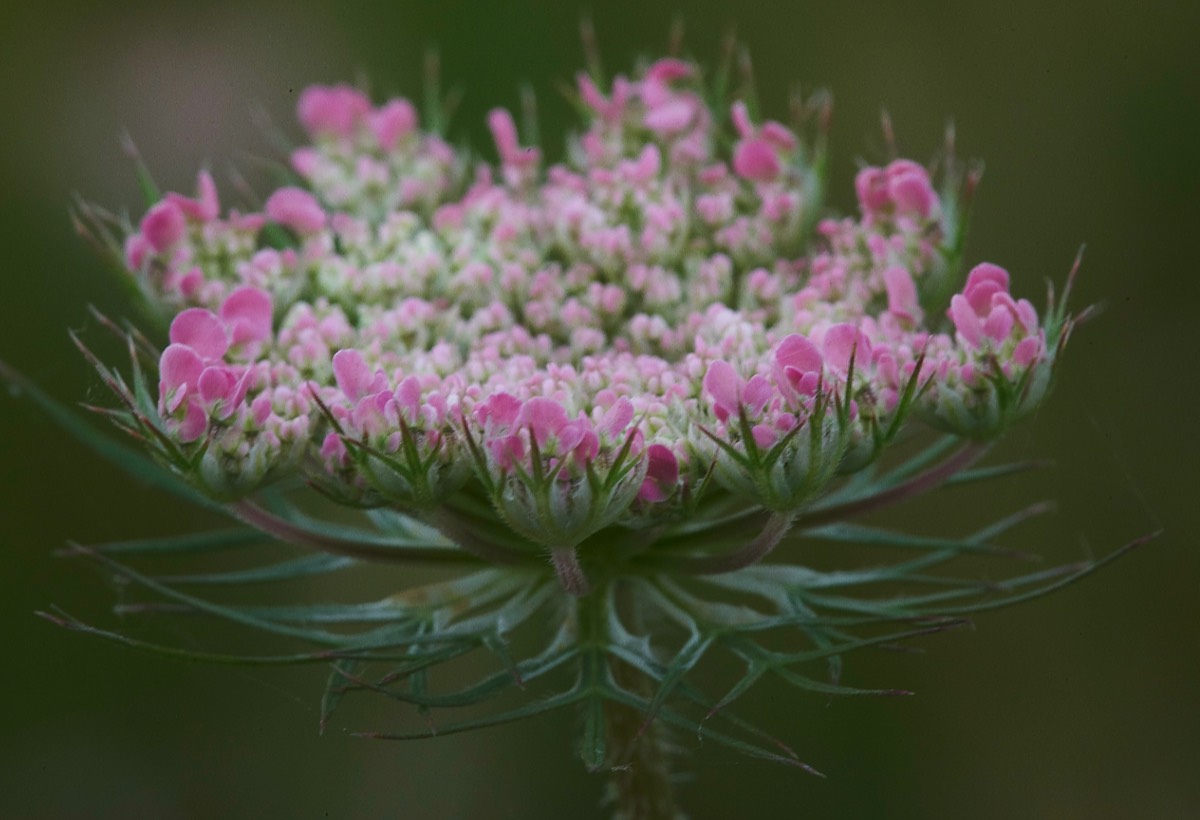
[{"left": 11, "top": 370, "right": 1148, "bottom": 771}]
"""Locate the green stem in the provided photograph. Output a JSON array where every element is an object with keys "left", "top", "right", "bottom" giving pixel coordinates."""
[{"left": 604, "top": 581, "right": 680, "bottom": 820}]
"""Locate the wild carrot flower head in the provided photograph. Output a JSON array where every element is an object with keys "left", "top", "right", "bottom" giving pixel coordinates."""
[
  {"left": 38, "top": 45, "right": 1131, "bottom": 788},
  {"left": 113, "top": 58, "right": 1064, "bottom": 529}
]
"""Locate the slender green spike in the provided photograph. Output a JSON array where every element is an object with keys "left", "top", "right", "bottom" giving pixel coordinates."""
[
  {"left": 0, "top": 360, "right": 214, "bottom": 509},
  {"left": 799, "top": 522, "right": 1036, "bottom": 558},
  {"left": 579, "top": 691, "right": 608, "bottom": 771},
  {"left": 969, "top": 501, "right": 1055, "bottom": 542},
  {"left": 916, "top": 532, "right": 1158, "bottom": 616},
  {"left": 695, "top": 423, "right": 750, "bottom": 466},
  {"left": 36, "top": 610, "right": 395, "bottom": 665},
  {"left": 354, "top": 689, "right": 581, "bottom": 740},
  {"left": 770, "top": 666, "right": 913, "bottom": 698},
  {"left": 77, "top": 528, "right": 264, "bottom": 555},
  {"left": 605, "top": 685, "right": 821, "bottom": 774},
  {"left": 519, "top": 82, "right": 540, "bottom": 148},
  {"left": 120, "top": 132, "right": 161, "bottom": 206},
  {"left": 637, "top": 632, "right": 714, "bottom": 736},
  {"left": 321, "top": 660, "right": 365, "bottom": 734},
  {"left": 946, "top": 459, "right": 1052, "bottom": 486},
  {"left": 579, "top": 17, "right": 604, "bottom": 84},
  {"left": 346, "top": 646, "right": 576, "bottom": 710},
  {"left": 704, "top": 663, "right": 767, "bottom": 719},
  {"left": 156, "top": 553, "right": 355, "bottom": 585},
  {"left": 423, "top": 47, "right": 444, "bottom": 135},
  {"left": 64, "top": 545, "right": 358, "bottom": 646}
]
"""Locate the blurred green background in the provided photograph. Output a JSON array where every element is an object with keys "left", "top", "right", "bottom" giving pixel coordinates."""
[{"left": 1, "top": 1, "right": 1194, "bottom": 817}]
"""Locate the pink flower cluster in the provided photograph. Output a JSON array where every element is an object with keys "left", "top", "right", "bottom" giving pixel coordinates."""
[{"left": 116, "top": 58, "right": 1059, "bottom": 520}]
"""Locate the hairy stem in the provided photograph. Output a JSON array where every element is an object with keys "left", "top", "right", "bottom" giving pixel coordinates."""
[{"left": 551, "top": 547, "right": 591, "bottom": 596}]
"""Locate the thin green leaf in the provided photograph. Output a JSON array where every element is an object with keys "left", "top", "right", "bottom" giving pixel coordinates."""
[
  {"left": 78, "top": 528, "right": 265, "bottom": 555},
  {"left": 156, "top": 553, "right": 356, "bottom": 585},
  {"left": 354, "top": 689, "right": 581, "bottom": 740}
]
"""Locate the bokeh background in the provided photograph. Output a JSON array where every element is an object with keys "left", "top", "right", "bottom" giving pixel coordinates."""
[{"left": 1, "top": 1, "right": 1195, "bottom": 817}]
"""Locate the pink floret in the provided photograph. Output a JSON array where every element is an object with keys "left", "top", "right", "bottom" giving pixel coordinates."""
[
  {"left": 169, "top": 308, "right": 228, "bottom": 361},
  {"left": 368, "top": 99, "right": 418, "bottom": 150},
  {"left": 265, "top": 187, "right": 326, "bottom": 234},
  {"left": 220, "top": 287, "right": 274, "bottom": 348},
  {"left": 140, "top": 201, "right": 186, "bottom": 252},
  {"left": 297, "top": 84, "right": 371, "bottom": 138}
]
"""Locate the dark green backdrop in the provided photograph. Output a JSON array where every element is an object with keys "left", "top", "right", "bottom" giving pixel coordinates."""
[{"left": 2, "top": 1, "right": 1194, "bottom": 817}]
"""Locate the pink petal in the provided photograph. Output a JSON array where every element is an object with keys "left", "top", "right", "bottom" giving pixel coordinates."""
[
  {"left": 332, "top": 349, "right": 373, "bottom": 401},
  {"left": 220, "top": 286, "right": 274, "bottom": 346},
  {"left": 855, "top": 166, "right": 890, "bottom": 214},
  {"left": 297, "top": 84, "right": 371, "bottom": 137},
  {"left": 227, "top": 367, "right": 253, "bottom": 412},
  {"left": 882, "top": 265, "right": 921, "bottom": 322},
  {"left": 626, "top": 144, "right": 661, "bottom": 183},
  {"left": 949, "top": 295, "right": 983, "bottom": 347},
  {"left": 291, "top": 147, "right": 320, "bottom": 178},
  {"left": 252, "top": 394, "right": 273, "bottom": 425},
  {"left": 645, "top": 58, "right": 693, "bottom": 85},
  {"left": 487, "top": 108, "right": 538, "bottom": 167},
  {"left": 638, "top": 444, "right": 679, "bottom": 503},
  {"left": 733, "top": 138, "right": 781, "bottom": 182},
  {"left": 369, "top": 99, "right": 418, "bottom": 150},
  {"left": 577, "top": 73, "right": 608, "bottom": 115},
  {"left": 169, "top": 308, "right": 228, "bottom": 361},
  {"left": 197, "top": 366, "right": 236, "bottom": 406},
  {"left": 516, "top": 397, "right": 569, "bottom": 446},
  {"left": 965, "top": 263, "right": 1010, "bottom": 294},
  {"left": 572, "top": 428, "right": 600, "bottom": 465},
  {"left": 167, "top": 171, "right": 220, "bottom": 222},
  {"left": 822, "top": 324, "right": 872, "bottom": 374},
  {"left": 775, "top": 334, "right": 822, "bottom": 375},
  {"left": 730, "top": 100, "right": 754, "bottom": 138},
  {"left": 643, "top": 98, "right": 694, "bottom": 134},
  {"left": 477, "top": 393, "right": 522, "bottom": 429},
  {"left": 557, "top": 420, "right": 587, "bottom": 455},
  {"left": 1015, "top": 298, "right": 1039, "bottom": 333},
  {"left": 265, "top": 187, "right": 326, "bottom": 234},
  {"left": 177, "top": 399, "right": 207, "bottom": 442},
  {"left": 159, "top": 343, "right": 204, "bottom": 397},
  {"left": 124, "top": 234, "right": 152, "bottom": 269},
  {"left": 886, "top": 161, "right": 937, "bottom": 218},
  {"left": 599, "top": 397, "right": 634, "bottom": 438},
  {"left": 751, "top": 424, "right": 777, "bottom": 450},
  {"left": 760, "top": 121, "right": 797, "bottom": 152},
  {"left": 703, "top": 360, "right": 742, "bottom": 420},
  {"left": 774, "top": 334, "right": 823, "bottom": 400},
  {"left": 488, "top": 434, "right": 525, "bottom": 471},
  {"left": 395, "top": 376, "right": 422, "bottom": 418},
  {"left": 1013, "top": 336, "right": 1043, "bottom": 366},
  {"left": 983, "top": 305, "right": 1015, "bottom": 343},
  {"left": 140, "top": 201, "right": 186, "bottom": 252},
  {"left": 320, "top": 431, "right": 347, "bottom": 462},
  {"left": 742, "top": 375, "right": 773, "bottom": 415}
]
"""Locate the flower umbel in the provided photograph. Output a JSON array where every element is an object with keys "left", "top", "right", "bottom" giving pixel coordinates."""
[{"left": 16, "top": 38, "right": 1148, "bottom": 816}]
